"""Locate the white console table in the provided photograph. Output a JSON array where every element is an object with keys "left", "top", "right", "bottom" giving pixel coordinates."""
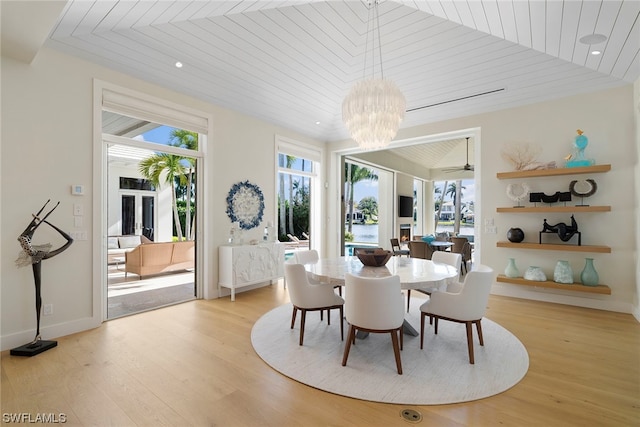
[{"left": 218, "top": 242, "right": 285, "bottom": 301}]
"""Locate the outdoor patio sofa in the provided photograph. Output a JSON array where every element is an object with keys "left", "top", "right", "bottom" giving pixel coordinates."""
[
  {"left": 124, "top": 240, "right": 195, "bottom": 279},
  {"left": 107, "top": 234, "right": 152, "bottom": 264}
]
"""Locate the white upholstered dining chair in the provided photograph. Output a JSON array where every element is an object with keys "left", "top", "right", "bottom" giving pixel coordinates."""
[
  {"left": 419, "top": 264, "right": 495, "bottom": 364},
  {"left": 342, "top": 273, "right": 405, "bottom": 374},
  {"left": 294, "top": 249, "right": 319, "bottom": 265},
  {"left": 405, "top": 251, "right": 462, "bottom": 312},
  {"left": 295, "top": 249, "right": 342, "bottom": 296},
  {"left": 284, "top": 263, "right": 344, "bottom": 346}
]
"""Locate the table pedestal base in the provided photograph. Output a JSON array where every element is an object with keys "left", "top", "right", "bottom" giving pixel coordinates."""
[{"left": 355, "top": 320, "right": 418, "bottom": 339}]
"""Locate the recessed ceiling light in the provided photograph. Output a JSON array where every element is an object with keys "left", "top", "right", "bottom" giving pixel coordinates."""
[
  {"left": 579, "top": 34, "right": 607, "bottom": 45},
  {"left": 591, "top": 50, "right": 602, "bottom": 55},
  {"left": 315, "top": 121, "right": 321, "bottom": 125},
  {"left": 175, "top": 61, "right": 183, "bottom": 68}
]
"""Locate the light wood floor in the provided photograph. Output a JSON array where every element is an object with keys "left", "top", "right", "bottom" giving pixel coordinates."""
[{"left": 2, "top": 283, "right": 639, "bottom": 426}]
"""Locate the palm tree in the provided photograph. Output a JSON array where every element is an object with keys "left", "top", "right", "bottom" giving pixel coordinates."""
[
  {"left": 139, "top": 153, "right": 189, "bottom": 241},
  {"left": 168, "top": 130, "right": 198, "bottom": 240},
  {"left": 344, "top": 163, "right": 378, "bottom": 233},
  {"left": 446, "top": 182, "right": 465, "bottom": 208},
  {"left": 434, "top": 181, "right": 448, "bottom": 230},
  {"left": 446, "top": 181, "right": 466, "bottom": 234}
]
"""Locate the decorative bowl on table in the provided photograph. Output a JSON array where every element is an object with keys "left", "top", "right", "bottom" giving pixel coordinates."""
[{"left": 356, "top": 249, "right": 392, "bottom": 267}]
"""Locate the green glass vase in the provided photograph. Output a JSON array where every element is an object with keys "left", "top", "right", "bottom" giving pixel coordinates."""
[
  {"left": 504, "top": 258, "right": 520, "bottom": 278},
  {"left": 580, "top": 258, "right": 599, "bottom": 286}
]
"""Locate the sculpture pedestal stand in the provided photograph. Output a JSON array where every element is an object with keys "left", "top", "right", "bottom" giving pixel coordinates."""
[{"left": 11, "top": 339, "right": 57, "bottom": 357}]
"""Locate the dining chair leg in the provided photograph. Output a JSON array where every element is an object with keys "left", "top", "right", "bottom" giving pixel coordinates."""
[
  {"left": 339, "top": 306, "right": 344, "bottom": 341},
  {"left": 342, "top": 324, "right": 356, "bottom": 366},
  {"left": 434, "top": 317, "right": 439, "bottom": 334},
  {"left": 327, "top": 309, "right": 331, "bottom": 325},
  {"left": 299, "top": 310, "right": 307, "bottom": 346},
  {"left": 399, "top": 327, "right": 403, "bottom": 350},
  {"left": 466, "top": 321, "right": 475, "bottom": 364},
  {"left": 420, "top": 312, "right": 425, "bottom": 349},
  {"left": 406, "top": 289, "right": 411, "bottom": 312},
  {"left": 475, "top": 319, "right": 484, "bottom": 346},
  {"left": 390, "top": 330, "right": 403, "bottom": 374},
  {"left": 291, "top": 306, "right": 297, "bottom": 329}
]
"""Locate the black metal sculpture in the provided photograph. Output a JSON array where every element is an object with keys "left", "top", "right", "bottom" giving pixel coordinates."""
[
  {"left": 11, "top": 200, "right": 73, "bottom": 356},
  {"left": 539, "top": 215, "right": 581, "bottom": 245}
]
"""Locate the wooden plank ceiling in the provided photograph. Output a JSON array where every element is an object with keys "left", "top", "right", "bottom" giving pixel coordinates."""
[{"left": 44, "top": 0, "right": 639, "bottom": 160}]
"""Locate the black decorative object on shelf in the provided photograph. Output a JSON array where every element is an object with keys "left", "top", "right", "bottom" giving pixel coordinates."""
[
  {"left": 539, "top": 215, "right": 581, "bottom": 245},
  {"left": 529, "top": 192, "right": 543, "bottom": 206},
  {"left": 569, "top": 179, "right": 597, "bottom": 206},
  {"left": 541, "top": 192, "right": 560, "bottom": 204},
  {"left": 558, "top": 192, "right": 572, "bottom": 202},
  {"left": 507, "top": 227, "right": 525, "bottom": 243}
]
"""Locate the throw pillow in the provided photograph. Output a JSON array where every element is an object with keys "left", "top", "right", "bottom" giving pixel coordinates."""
[
  {"left": 118, "top": 235, "right": 141, "bottom": 249},
  {"left": 107, "top": 237, "right": 119, "bottom": 249}
]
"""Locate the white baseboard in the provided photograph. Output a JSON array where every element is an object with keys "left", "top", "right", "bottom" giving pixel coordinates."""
[
  {"left": 1, "top": 316, "right": 101, "bottom": 352},
  {"left": 491, "top": 283, "right": 636, "bottom": 316}
]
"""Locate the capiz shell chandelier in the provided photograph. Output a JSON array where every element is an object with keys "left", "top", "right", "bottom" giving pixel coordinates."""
[
  {"left": 342, "top": 78, "right": 405, "bottom": 150},
  {"left": 342, "top": 0, "right": 406, "bottom": 150}
]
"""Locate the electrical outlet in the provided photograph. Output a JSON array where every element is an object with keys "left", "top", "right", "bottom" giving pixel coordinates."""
[
  {"left": 43, "top": 304, "right": 53, "bottom": 316},
  {"left": 485, "top": 226, "right": 497, "bottom": 234}
]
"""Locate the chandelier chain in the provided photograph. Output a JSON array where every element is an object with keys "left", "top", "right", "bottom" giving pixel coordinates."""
[
  {"left": 362, "top": 0, "right": 384, "bottom": 81},
  {"left": 342, "top": 0, "right": 405, "bottom": 151}
]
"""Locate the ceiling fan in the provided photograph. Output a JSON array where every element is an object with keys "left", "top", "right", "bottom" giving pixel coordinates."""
[{"left": 443, "top": 137, "right": 474, "bottom": 172}]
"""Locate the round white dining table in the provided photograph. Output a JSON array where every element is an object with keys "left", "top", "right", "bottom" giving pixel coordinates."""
[
  {"left": 303, "top": 256, "right": 458, "bottom": 337},
  {"left": 304, "top": 255, "right": 458, "bottom": 291}
]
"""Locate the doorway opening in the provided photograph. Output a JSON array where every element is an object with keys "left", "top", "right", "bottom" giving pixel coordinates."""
[{"left": 104, "top": 118, "right": 199, "bottom": 319}]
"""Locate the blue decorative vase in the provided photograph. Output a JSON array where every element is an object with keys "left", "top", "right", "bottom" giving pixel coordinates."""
[
  {"left": 580, "top": 258, "right": 599, "bottom": 286},
  {"left": 504, "top": 258, "right": 520, "bottom": 278},
  {"left": 553, "top": 260, "right": 574, "bottom": 284}
]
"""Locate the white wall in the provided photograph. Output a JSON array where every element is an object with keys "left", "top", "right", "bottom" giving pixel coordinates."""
[
  {"left": 2, "top": 48, "right": 637, "bottom": 351},
  {"left": 396, "top": 173, "right": 414, "bottom": 238},
  {"left": 634, "top": 77, "right": 640, "bottom": 321},
  {"left": 328, "top": 85, "right": 637, "bottom": 315},
  {"left": 0, "top": 47, "right": 324, "bottom": 350}
]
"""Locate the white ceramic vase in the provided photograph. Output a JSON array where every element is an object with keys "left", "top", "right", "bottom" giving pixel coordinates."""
[
  {"left": 553, "top": 260, "right": 574, "bottom": 284},
  {"left": 523, "top": 266, "right": 547, "bottom": 281}
]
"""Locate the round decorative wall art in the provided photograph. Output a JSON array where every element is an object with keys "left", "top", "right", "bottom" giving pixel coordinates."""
[{"left": 226, "top": 180, "right": 264, "bottom": 230}]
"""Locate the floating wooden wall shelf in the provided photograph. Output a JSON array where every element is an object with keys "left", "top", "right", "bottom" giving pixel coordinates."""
[
  {"left": 497, "top": 275, "right": 611, "bottom": 295},
  {"left": 496, "top": 206, "right": 611, "bottom": 213},
  {"left": 496, "top": 241, "right": 611, "bottom": 253},
  {"left": 496, "top": 164, "right": 611, "bottom": 179}
]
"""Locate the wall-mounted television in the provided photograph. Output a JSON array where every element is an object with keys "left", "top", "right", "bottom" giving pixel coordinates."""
[{"left": 398, "top": 195, "right": 413, "bottom": 217}]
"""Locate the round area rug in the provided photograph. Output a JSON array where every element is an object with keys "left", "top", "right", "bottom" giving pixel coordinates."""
[{"left": 251, "top": 298, "right": 529, "bottom": 405}]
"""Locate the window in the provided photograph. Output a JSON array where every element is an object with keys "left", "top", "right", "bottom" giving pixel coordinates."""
[{"left": 276, "top": 136, "right": 321, "bottom": 253}]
